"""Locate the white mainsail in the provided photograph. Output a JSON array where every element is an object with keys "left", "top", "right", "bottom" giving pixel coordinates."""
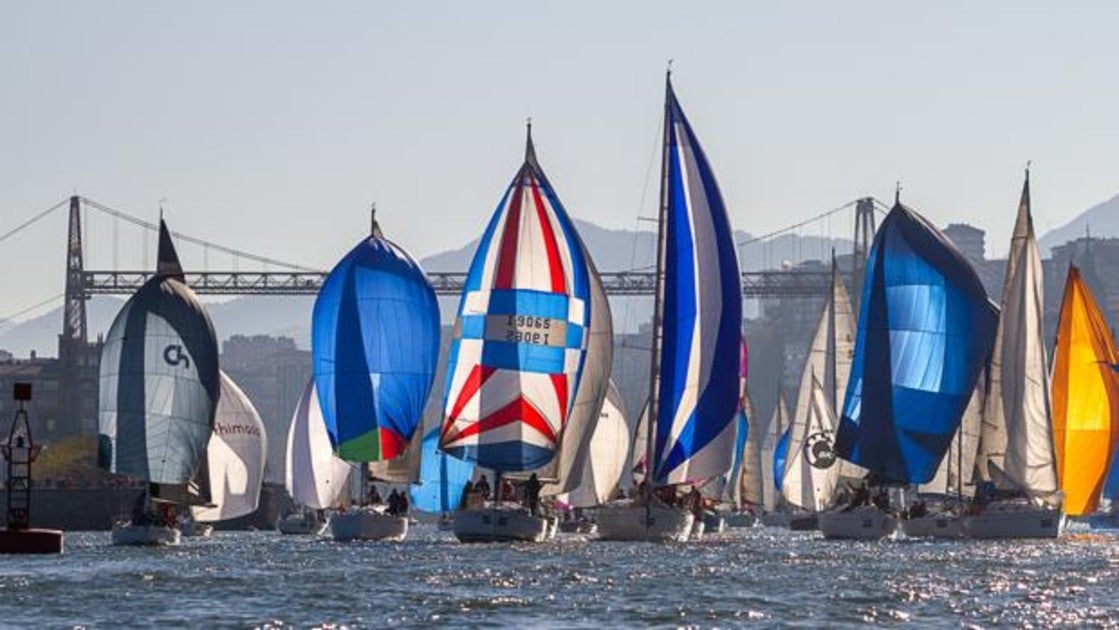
[
  {"left": 192, "top": 371, "right": 267, "bottom": 522},
  {"left": 555, "top": 382, "right": 630, "bottom": 507},
  {"left": 977, "top": 173, "right": 1057, "bottom": 504},
  {"left": 782, "top": 373, "right": 840, "bottom": 511},
  {"left": 285, "top": 379, "right": 353, "bottom": 509}
]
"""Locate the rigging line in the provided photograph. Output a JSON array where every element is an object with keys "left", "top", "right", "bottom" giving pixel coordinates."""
[
  {"left": 0, "top": 293, "right": 65, "bottom": 323},
  {"left": 0, "top": 198, "right": 70, "bottom": 243},
  {"left": 80, "top": 196, "right": 318, "bottom": 272},
  {"left": 736, "top": 201, "right": 856, "bottom": 248}
]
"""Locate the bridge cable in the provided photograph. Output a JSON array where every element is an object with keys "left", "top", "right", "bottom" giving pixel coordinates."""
[
  {"left": 0, "top": 198, "right": 70, "bottom": 244},
  {"left": 80, "top": 196, "right": 318, "bottom": 272}
]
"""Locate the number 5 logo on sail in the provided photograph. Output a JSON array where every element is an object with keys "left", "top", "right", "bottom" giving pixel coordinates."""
[{"left": 164, "top": 344, "right": 191, "bottom": 369}]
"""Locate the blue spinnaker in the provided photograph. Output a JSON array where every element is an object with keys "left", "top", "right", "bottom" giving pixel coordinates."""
[
  {"left": 410, "top": 428, "right": 475, "bottom": 513},
  {"left": 312, "top": 226, "right": 440, "bottom": 463},
  {"left": 835, "top": 202, "right": 998, "bottom": 484},
  {"left": 728, "top": 408, "right": 750, "bottom": 493},
  {"left": 773, "top": 428, "right": 791, "bottom": 492}
]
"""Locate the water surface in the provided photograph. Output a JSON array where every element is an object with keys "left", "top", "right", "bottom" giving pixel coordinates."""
[{"left": 1, "top": 526, "right": 1117, "bottom": 627}]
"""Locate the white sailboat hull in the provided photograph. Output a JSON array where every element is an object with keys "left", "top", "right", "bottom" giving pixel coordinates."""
[
  {"left": 330, "top": 508, "right": 408, "bottom": 542},
  {"left": 111, "top": 522, "right": 181, "bottom": 547},
  {"left": 452, "top": 508, "right": 549, "bottom": 543},
  {"left": 818, "top": 507, "right": 897, "bottom": 540},
  {"left": 595, "top": 504, "right": 695, "bottom": 542},
  {"left": 900, "top": 514, "right": 963, "bottom": 539},
  {"left": 961, "top": 503, "right": 1061, "bottom": 539},
  {"left": 276, "top": 512, "right": 328, "bottom": 536}
]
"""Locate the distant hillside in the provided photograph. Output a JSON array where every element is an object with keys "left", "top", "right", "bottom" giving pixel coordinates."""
[
  {"left": 0, "top": 219, "right": 850, "bottom": 358},
  {"left": 1039, "top": 193, "right": 1119, "bottom": 255}
]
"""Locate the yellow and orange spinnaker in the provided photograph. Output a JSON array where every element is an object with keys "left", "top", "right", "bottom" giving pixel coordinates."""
[{"left": 1051, "top": 265, "right": 1119, "bottom": 515}]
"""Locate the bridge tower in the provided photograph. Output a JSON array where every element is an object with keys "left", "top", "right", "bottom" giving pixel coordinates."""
[
  {"left": 57, "top": 196, "right": 99, "bottom": 436},
  {"left": 850, "top": 197, "right": 877, "bottom": 311}
]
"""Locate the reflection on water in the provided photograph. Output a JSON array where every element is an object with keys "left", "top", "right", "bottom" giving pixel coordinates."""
[{"left": 1, "top": 526, "right": 1117, "bottom": 627}]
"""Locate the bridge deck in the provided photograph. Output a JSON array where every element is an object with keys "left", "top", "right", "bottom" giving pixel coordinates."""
[{"left": 83, "top": 270, "right": 838, "bottom": 298}]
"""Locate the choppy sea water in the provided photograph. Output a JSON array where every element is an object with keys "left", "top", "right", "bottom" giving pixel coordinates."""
[{"left": 2, "top": 525, "right": 1118, "bottom": 628}]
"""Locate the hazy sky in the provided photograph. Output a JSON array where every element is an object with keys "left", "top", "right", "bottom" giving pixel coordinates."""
[{"left": 2, "top": 1, "right": 1117, "bottom": 321}]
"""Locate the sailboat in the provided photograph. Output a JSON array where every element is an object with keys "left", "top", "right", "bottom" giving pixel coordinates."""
[
  {"left": 781, "top": 372, "right": 840, "bottom": 531},
  {"left": 440, "top": 124, "right": 599, "bottom": 543},
  {"left": 964, "top": 170, "right": 1061, "bottom": 538},
  {"left": 780, "top": 257, "right": 855, "bottom": 530},
  {"left": 899, "top": 375, "right": 983, "bottom": 538},
  {"left": 506, "top": 227, "right": 614, "bottom": 538},
  {"left": 188, "top": 371, "right": 267, "bottom": 533},
  {"left": 725, "top": 389, "right": 764, "bottom": 528},
  {"left": 312, "top": 208, "right": 440, "bottom": 542},
  {"left": 277, "top": 379, "right": 352, "bottom": 535},
  {"left": 759, "top": 390, "right": 791, "bottom": 527},
  {"left": 1052, "top": 267, "right": 1119, "bottom": 520},
  {"left": 99, "top": 220, "right": 220, "bottom": 546},
  {"left": 826, "top": 195, "right": 998, "bottom": 540},
  {"left": 595, "top": 72, "right": 743, "bottom": 542},
  {"left": 553, "top": 382, "right": 630, "bottom": 533}
]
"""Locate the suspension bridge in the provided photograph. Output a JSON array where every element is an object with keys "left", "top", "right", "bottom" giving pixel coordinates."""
[{"left": 0, "top": 192, "right": 885, "bottom": 435}]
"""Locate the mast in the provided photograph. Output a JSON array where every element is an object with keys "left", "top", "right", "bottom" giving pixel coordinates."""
[
  {"left": 644, "top": 67, "right": 674, "bottom": 519},
  {"left": 827, "top": 250, "right": 839, "bottom": 411}
]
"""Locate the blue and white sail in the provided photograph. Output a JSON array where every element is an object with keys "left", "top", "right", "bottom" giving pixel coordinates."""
[
  {"left": 835, "top": 200, "right": 998, "bottom": 484},
  {"left": 648, "top": 76, "right": 743, "bottom": 485},
  {"left": 311, "top": 215, "right": 440, "bottom": 463},
  {"left": 441, "top": 126, "right": 594, "bottom": 472},
  {"left": 409, "top": 427, "right": 475, "bottom": 513},
  {"left": 98, "top": 219, "right": 219, "bottom": 504}
]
